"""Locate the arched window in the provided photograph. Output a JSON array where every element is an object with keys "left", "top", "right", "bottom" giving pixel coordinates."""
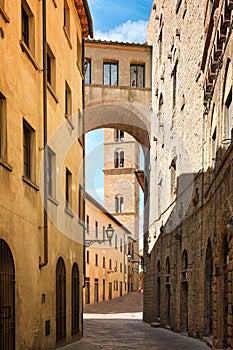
[
  {"left": 114, "top": 150, "right": 124, "bottom": 168},
  {"left": 56, "top": 257, "right": 66, "bottom": 342},
  {"left": 114, "top": 129, "right": 124, "bottom": 142},
  {"left": 115, "top": 195, "right": 124, "bottom": 213},
  {"left": 0, "top": 239, "right": 15, "bottom": 349},
  {"left": 72, "top": 262, "right": 80, "bottom": 336}
]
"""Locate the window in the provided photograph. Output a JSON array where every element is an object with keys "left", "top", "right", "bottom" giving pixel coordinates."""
[
  {"left": 63, "top": 0, "right": 70, "bottom": 37},
  {"left": 47, "top": 147, "right": 56, "bottom": 198},
  {"left": 223, "top": 88, "right": 232, "bottom": 142},
  {"left": 84, "top": 59, "right": 91, "bottom": 84},
  {"left": 21, "top": 1, "right": 34, "bottom": 53},
  {"left": 65, "top": 82, "right": 72, "bottom": 117},
  {"left": 170, "top": 156, "right": 177, "bottom": 196},
  {"left": 114, "top": 150, "right": 124, "bottom": 168},
  {"left": 115, "top": 234, "right": 117, "bottom": 249},
  {"left": 47, "top": 44, "right": 56, "bottom": 89},
  {"left": 212, "top": 128, "right": 217, "bottom": 167},
  {"left": 120, "top": 238, "right": 123, "bottom": 252},
  {"left": 71, "top": 263, "right": 80, "bottom": 335},
  {"left": 130, "top": 64, "right": 145, "bottom": 88},
  {"left": 115, "top": 195, "right": 124, "bottom": 213},
  {"left": 86, "top": 250, "right": 89, "bottom": 263},
  {"left": 95, "top": 254, "right": 98, "bottom": 266},
  {"left": 86, "top": 215, "right": 89, "bottom": 233},
  {"left": 102, "top": 226, "right": 105, "bottom": 240},
  {"left": 95, "top": 221, "right": 98, "bottom": 238},
  {"left": 0, "top": 92, "right": 7, "bottom": 161},
  {"left": 103, "top": 257, "right": 106, "bottom": 268},
  {"left": 172, "top": 63, "right": 177, "bottom": 109},
  {"left": 120, "top": 263, "right": 122, "bottom": 273},
  {"left": 158, "top": 29, "right": 163, "bottom": 61},
  {"left": 23, "top": 119, "right": 35, "bottom": 181},
  {"left": 65, "top": 168, "right": 72, "bottom": 210},
  {"left": 0, "top": 0, "right": 4, "bottom": 8},
  {"left": 56, "top": 257, "right": 66, "bottom": 342},
  {"left": 78, "top": 186, "right": 84, "bottom": 222},
  {"left": 114, "top": 281, "right": 118, "bottom": 291},
  {"left": 103, "top": 62, "right": 118, "bottom": 86},
  {"left": 109, "top": 259, "right": 112, "bottom": 270},
  {"left": 114, "top": 129, "right": 124, "bottom": 142},
  {"left": 77, "top": 35, "right": 82, "bottom": 69}
]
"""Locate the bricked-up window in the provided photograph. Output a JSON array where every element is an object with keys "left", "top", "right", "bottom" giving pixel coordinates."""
[
  {"left": 47, "top": 44, "right": 56, "bottom": 89},
  {"left": 0, "top": 92, "right": 7, "bottom": 161},
  {"left": 21, "top": 0, "right": 34, "bottom": 53},
  {"left": 130, "top": 64, "right": 145, "bottom": 88},
  {"left": 114, "top": 150, "right": 124, "bottom": 168},
  {"left": 63, "top": 0, "right": 70, "bottom": 37},
  {"left": 114, "top": 129, "right": 124, "bottom": 142},
  {"left": 95, "top": 221, "right": 98, "bottom": 239},
  {"left": 47, "top": 147, "right": 56, "bottom": 198},
  {"left": 65, "top": 167, "right": 72, "bottom": 210},
  {"left": 172, "top": 63, "right": 177, "bottom": 109},
  {"left": 84, "top": 59, "right": 91, "bottom": 84},
  {"left": 65, "top": 82, "right": 72, "bottom": 117},
  {"left": 223, "top": 88, "right": 232, "bottom": 142},
  {"left": 115, "top": 195, "right": 124, "bottom": 213},
  {"left": 23, "top": 119, "right": 35, "bottom": 181},
  {"left": 103, "top": 62, "right": 118, "bottom": 86}
]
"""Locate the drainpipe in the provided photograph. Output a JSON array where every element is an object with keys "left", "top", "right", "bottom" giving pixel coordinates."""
[{"left": 39, "top": 0, "right": 48, "bottom": 269}]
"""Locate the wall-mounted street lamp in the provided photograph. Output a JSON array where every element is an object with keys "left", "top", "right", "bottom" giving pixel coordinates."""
[{"left": 84, "top": 224, "right": 115, "bottom": 247}]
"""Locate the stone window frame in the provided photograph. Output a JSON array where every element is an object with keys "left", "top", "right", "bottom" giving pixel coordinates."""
[{"left": 23, "top": 118, "right": 36, "bottom": 183}]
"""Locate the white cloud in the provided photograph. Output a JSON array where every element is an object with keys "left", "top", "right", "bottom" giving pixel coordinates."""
[{"left": 94, "top": 20, "right": 148, "bottom": 44}]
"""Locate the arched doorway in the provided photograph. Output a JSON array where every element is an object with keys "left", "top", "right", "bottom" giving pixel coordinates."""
[
  {"left": 71, "top": 262, "right": 80, "bottom": 336},
  {"left": 180, "top": 249, "right": 188, "bottom": 333},
  {"left": 0, "top": 239, "right": 15, "bottom": 350},
  {"left": 156, "top": 260, "right": 161, "bottom": 320},
  {"left": 165, "top": 257, "right": 171, "bottom": 325},
  {"left": 204, "top": 239, "right": 213, "bottom": 336},
  {"left": 56, "top": 257, "right": 66, "bottom": 342}
]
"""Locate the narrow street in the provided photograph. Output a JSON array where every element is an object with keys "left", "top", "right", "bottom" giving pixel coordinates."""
[{"left": 58, "top": 293, "right": 210, "bottom": 350}]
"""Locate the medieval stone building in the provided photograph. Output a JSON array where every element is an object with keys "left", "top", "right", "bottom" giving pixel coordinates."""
[
  {"left": 144, "top": 1, "right": 233, "bottom": 349},
  {"left": 0, "top": 1, "right": 92, "bottom": 348}
]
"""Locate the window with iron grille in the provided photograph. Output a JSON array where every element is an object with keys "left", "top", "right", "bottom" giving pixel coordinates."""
[
  {"left": 47, "top": 147, "right": 56, "bottom": 198},
  {"left": 0, "top": 92, "right": 7, "bottom": 161},
  {"left": 23, "top": 119, "right": 35, "bottom": 181},
  {"left": 71, "top": 263, "right": 80, "bottom": 335},
  {"left": 56, "top": 257, "right": 66, "bottom": 342},
  {"left": 84, "top": 59, "right": 91, "bottom": 84},
  {"left": 130, "top": 64, "right": 145, "bottom": 88},
  {"left": 103, "top": 62, "right": 118, "bottom": 86}
]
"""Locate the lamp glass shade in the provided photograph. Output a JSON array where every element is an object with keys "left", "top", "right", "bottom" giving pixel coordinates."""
[{"left": 105, "top": 224, "right": 114, "bottom": 239}]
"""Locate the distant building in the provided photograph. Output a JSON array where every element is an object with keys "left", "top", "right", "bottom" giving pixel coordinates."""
[
  {"left": 84, "top": 192, "right": 132, "bottom": 304},
  {"left": 0, "top": 0, "right": 92, "bottom": 348},
  {"left": 84, "top": 39, "right": 152, "bottom": 291}
]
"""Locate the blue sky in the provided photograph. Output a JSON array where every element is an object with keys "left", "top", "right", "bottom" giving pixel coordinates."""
[{"left": 88, "top": 0, "right": 153, "bottom": 43}]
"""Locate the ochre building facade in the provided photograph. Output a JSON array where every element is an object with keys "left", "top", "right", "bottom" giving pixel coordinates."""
[{"left": 0, "top": 0, "right": 92, "bottom": 349}]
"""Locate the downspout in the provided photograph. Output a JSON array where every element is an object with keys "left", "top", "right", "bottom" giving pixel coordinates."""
[
  {"left": 81, "top": 38, "right": 86, "bottom": 335},
  {"left": 39, "top": 0, "right": 48, "bottom": 269}
]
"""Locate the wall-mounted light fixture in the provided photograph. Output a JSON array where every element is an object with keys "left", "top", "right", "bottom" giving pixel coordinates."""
[{"left": 84, "top": 224, "right": 114, "bottom": 247}]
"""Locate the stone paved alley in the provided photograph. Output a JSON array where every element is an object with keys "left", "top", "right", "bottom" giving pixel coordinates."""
[{"left": 57, "top": 293, "right": 210, "bottom": 350}]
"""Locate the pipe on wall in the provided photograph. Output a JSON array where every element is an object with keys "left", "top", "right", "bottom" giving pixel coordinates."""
[{"left": 39, "top": 0, "right": 48, "bottom": 269}]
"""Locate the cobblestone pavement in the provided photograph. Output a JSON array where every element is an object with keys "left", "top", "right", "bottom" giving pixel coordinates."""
[{"left": 57, "top": 293, "right": 210, "bottom": 350}]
